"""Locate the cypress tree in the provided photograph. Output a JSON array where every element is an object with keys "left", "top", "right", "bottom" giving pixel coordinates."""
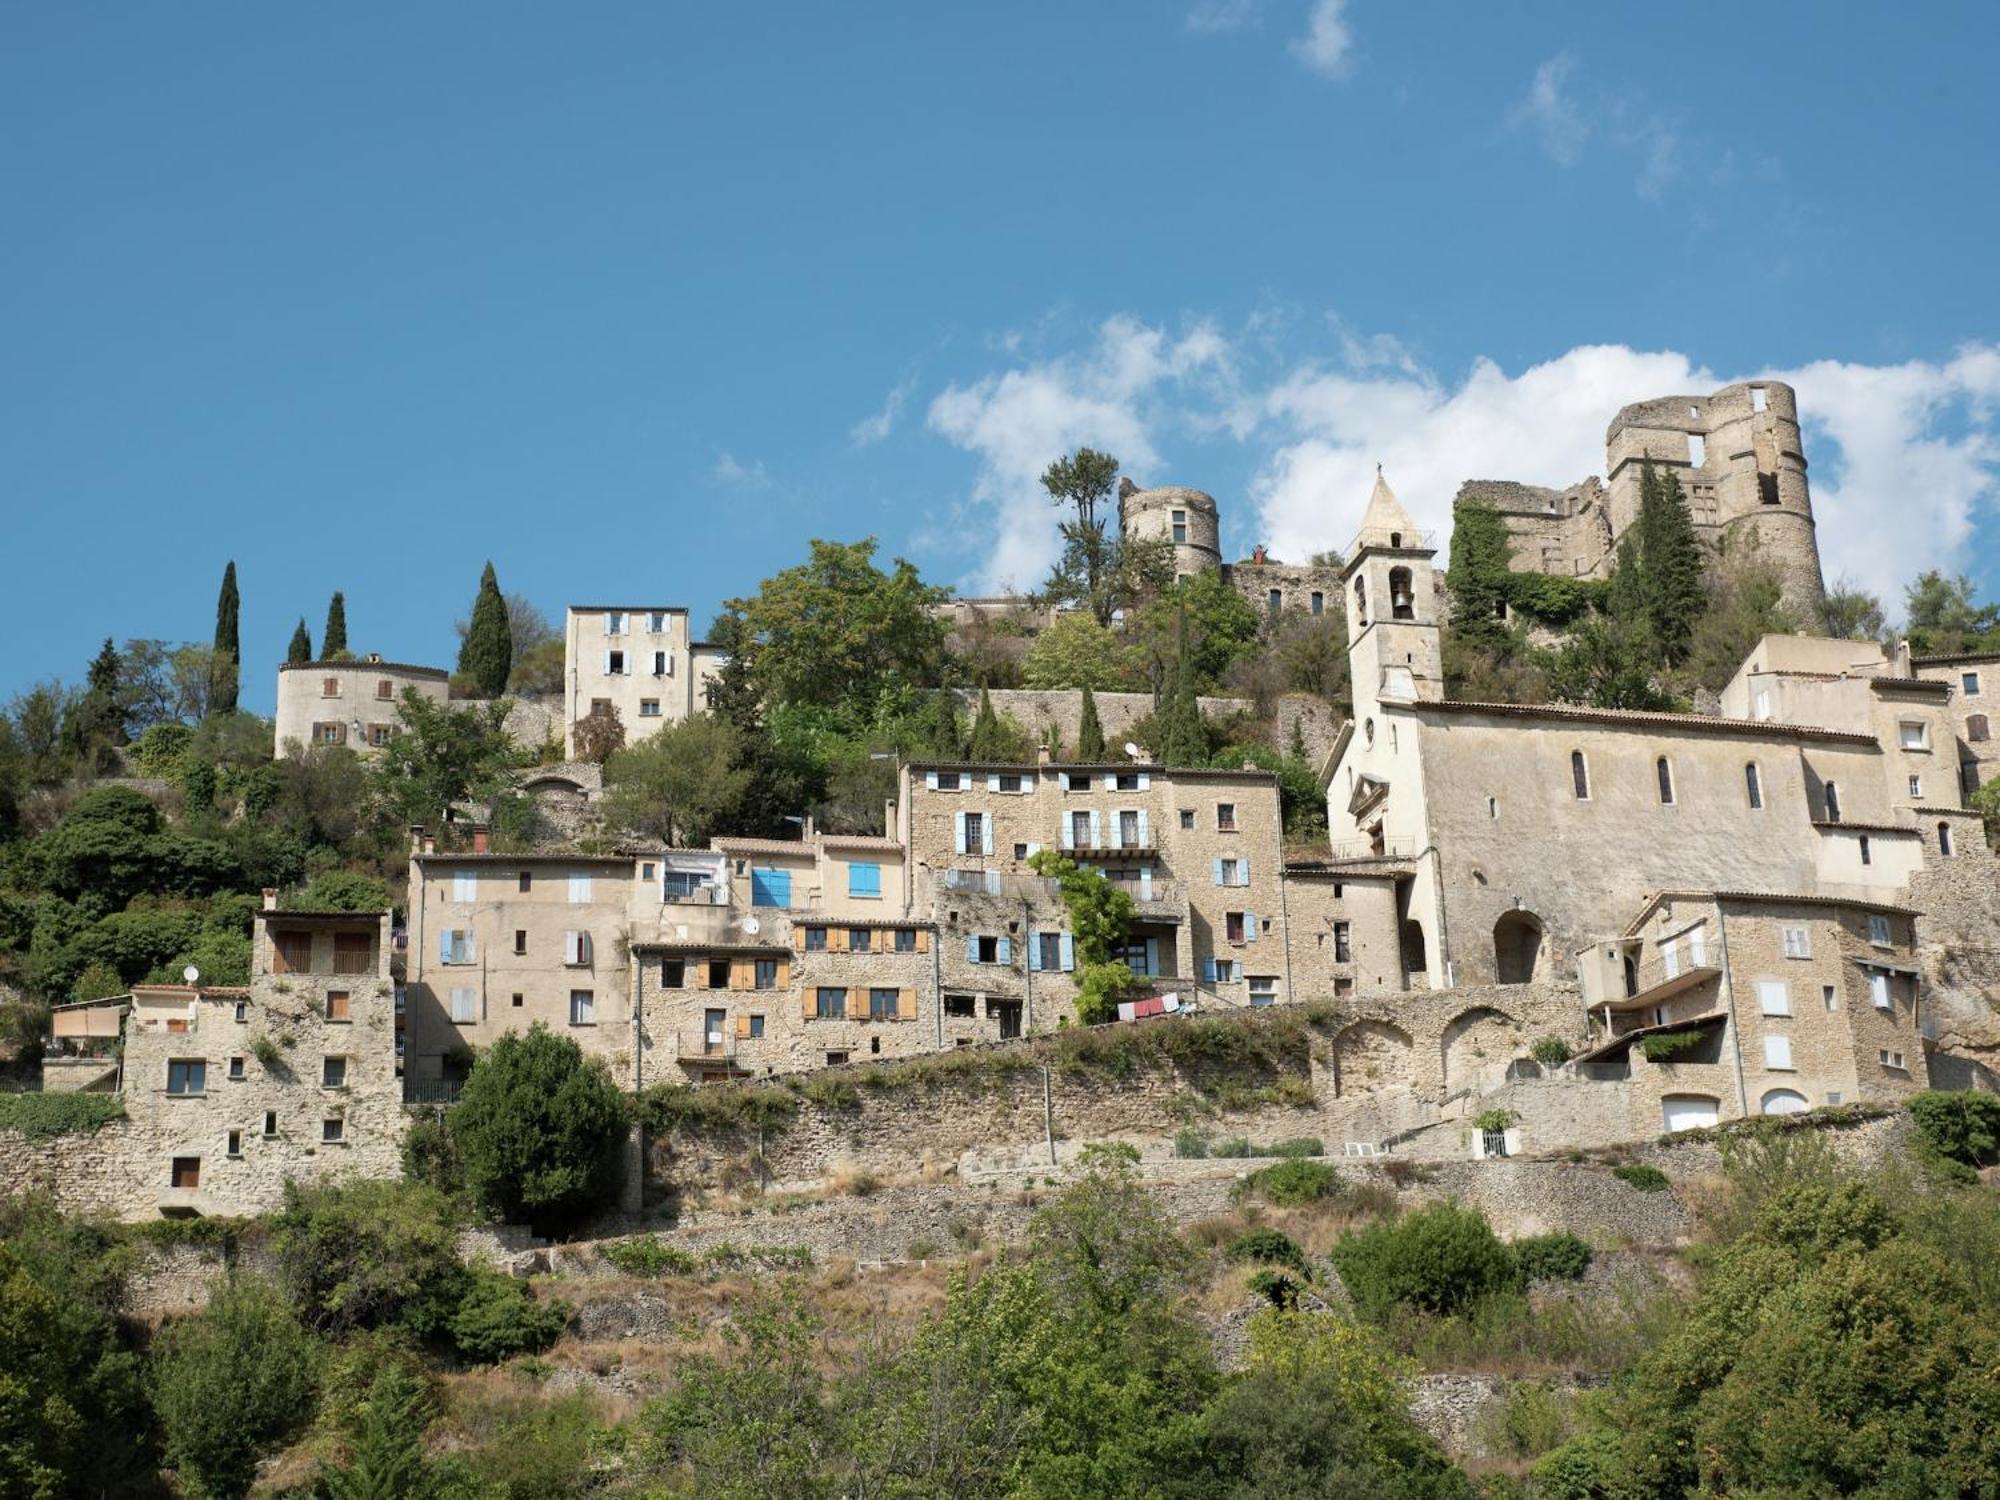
[
  {"left": 210, "top": 561, "right": 240, "bottom": 715},
  {"left": 1635, "top": 461, "right": 1708, "bottom": 668},
  {"left": 286, "top": 618, "right": 313, "bottom": 664},
  {"left": 322, "top": 592, "right": 348, "bottom": 658},
  {"left": 1076, "top": 685, "right": 1107, "bottom": 761},
  {"left": 966, "top": 688, "right": 1007, "bottom": 760},
  {"left": 458, "top": 562, "right": 513, "bottom": 697},
  {"left": 1156, "top": 610, "right": 1208, "bottom": 767}
]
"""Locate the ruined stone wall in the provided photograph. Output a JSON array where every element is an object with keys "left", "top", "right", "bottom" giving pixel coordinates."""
[{"left": 948, "top": 690, "right": 1255, "bottom": 754}]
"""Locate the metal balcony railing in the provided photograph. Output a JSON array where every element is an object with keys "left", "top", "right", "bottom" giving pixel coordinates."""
[
  {"left": 402, "top": 1078, "right": 465, "bottom": 1106},
  {"left": 1325, "top": 836, "right": 1421, "bottom": 862},
  {"left": 675, "top": 1030, "right": 739, "bottom": 1062}
]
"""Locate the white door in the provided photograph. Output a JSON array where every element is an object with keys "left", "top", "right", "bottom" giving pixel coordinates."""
[
  {"left": 1661, "top": 1094, "right": 1720, "bottom": 1133},
  {"left": 1761, "top": 1089, "right": 1810, "bottom": 1116}
]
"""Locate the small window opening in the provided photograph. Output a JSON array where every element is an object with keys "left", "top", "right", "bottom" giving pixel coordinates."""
[
  {"left": 1687, "top": 433, "right": 1705, "bottom": 466},
  {"left": 1656, "top": 757, "right": 1675, "bottom": 805},
  {"left": 1751, "top": 386, "right": 1768, "bottom": 413},
  {"left": 1571, "top": 750, "right": 1589, "bottom": 800},
  {"left": 1745, "top": 763, "right": 1763, "bottom": 809}
]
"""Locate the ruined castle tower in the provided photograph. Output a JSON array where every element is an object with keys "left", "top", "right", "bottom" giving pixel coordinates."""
[
  {"left": 1603, "top": 380, "right": 1827, "bottom": 621},
  {"left": 1119, "top": 478, "right": 1221, "bottom": 581}
]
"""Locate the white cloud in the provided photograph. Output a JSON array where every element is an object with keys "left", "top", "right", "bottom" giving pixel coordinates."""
[
  {"left": 1513, "top": 53, "right": 1588, "bottom": 167},
  {"left": 926, "top": 316, "right": 2000, "bottom": 610},
  {"left": 712, "top": 451, "right": 769, "bottom": 486},
  {"left": 1186, "top": 0, "right": 1260, "bottom": 33},
  {"left": 1292, "top": 0, "right": 1354, "bottom": 78},
  {"left": 850, "top": 375, "right": 915, "bottom": 447},
  {"left": 926, "top": 317, "right": 1232, "bottom": 592}
]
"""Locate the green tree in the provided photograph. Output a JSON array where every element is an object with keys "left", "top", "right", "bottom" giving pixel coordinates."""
[
  {"left": 1821, "top": 575, "right": 1885, "bottom": 641},
  {"left": 1688, "top": 554, "right": 1796, "bottom": 690},
  {"left": 1021, "top": 613, "right": 1130, "bottom": 692},
  {"left": 287, "top": 617, "right": 313, "bottom": 664},
  {"left": 323, "top": 591, "right": 349, "bottom": 658},
  {"left": 292, "top": 870, "right": 392, "bottom": 913},
  {"left": 1443, "top": 498, "right": 1515, "bottom": 654},
  {"left": 1633, "top": 461, "right": 1708, "bottom": 667},
  {"left": 448, "top": 1025, "right": 627, "bottom": 1235},
  {"left": 315, "top": 1362, "right": 432, "bottom": 1500},
  {"left": 269, "top": 1181, "right": 465, "bottom": 1338},
  {"left": 61, "top": 638, "right": 125, "bottom": 766},
  {"left": 604, "top": 715, "right": 753, "bottom": 846},
  {"left": 1330, "top": 1203, "right": 1521, "bottom": 1320},
  {"left": 1154, "top": 613, "right": 1210, "bottom": 767},
  {"left": 69, "top": 959, "right": 127, "bottom": 1003},
  {"left": 965, "top": 688, "right": 1006, "bottom": 761},
  {"left": 1132, "top": 571, "right": 1262, "bottom": 694},
  {"left": 371, "top": 691, "right": 518, "bottom": 832},
  {"left": 1028, "top": 850, "right": 1136, "bottom": 1023},
  {"left": 717, "top": 538, "right": 952, "bottom": 717},
  {"left": 1541, "top": 541, "right": 1674, "bottom": 711},
  {"left": 457, "top": 561, "right": 514, "bottom": 698},
  {"left": 150, "top": 1275, "right": 321, "bottom": 1499},
  {"left": 1040, "top": 447, "right": 1119, "bottom": 626},
  {"left": 1076, "top": 685, "right": 1106, "bottom": 761},
  {"left": 212, "top": 560, "right": 241, "bottom": 715}
]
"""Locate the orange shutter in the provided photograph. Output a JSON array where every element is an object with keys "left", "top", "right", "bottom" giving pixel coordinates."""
[
  {"left": 828, "top": 927, "right": 847, "bottom": 954},
  {"left": 801, "top": 989, "right": 816, "bottom": 1021},
  {"left": 734, "top": 1014, "right": 751, "bottom": 1038},
  {"left": 794, "top": 926, "right": 807, "bottom": 952},
  {"left": 777, "top": 959, "right": 792, "bottom": 988},
  {"left": 915, "top": 929, "right": 930, "bottom": 954},
  {"left": 897, "top": 989, "right": 917, "bottom": 1022},
  {"left": 731, "top": 961, "right": 752, "bottom": 991}
]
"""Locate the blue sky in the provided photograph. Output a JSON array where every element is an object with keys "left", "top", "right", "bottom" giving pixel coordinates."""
[{"left": 5, "top": 2, "right": 1998, "bottom": 712}]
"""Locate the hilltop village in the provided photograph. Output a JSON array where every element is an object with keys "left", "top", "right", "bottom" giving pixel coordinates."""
[{"left": 11, "top": 377, "right": 1999, "bottom": 1223}]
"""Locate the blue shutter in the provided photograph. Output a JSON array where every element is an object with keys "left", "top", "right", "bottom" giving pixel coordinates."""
[
  {"left": 1028, "top": 932, "right": 1043, "bottom": 971},
  {"left": 1240, "top": 858, "right": 1251, "bottom": 887},
  {"left": 926, "top": 771, "right": 940, "bottom": 790},
  {"left": 987, "top": 773, "right": 1001, "bottom": 791},
  {"left": 1202, "top": 957, "right": 1218, "bottom": 983},
  {"left": 1212, "top": 857, "right": 1225, "bottom": 886},
  {"left": 965, "top": 934, "right": 979, "bottom": 964},
  {"left": 1244, "top": 912, "right": 1258, "bottom": 943},
  {"left": 997, "top": 936, "right": 1013, "bottom": 966},
  {"left": 1060, "top": 816, "right": 1073, "bottom": 850},
  {"left": 438, "top": 928, "right": 451, "bottom": 963},
  {"left": 1059, "top": 932, "right": 1075, "bottom": 971},
  {"left": 954, "top": 811, "right": 967, "bottom": 854},
  {"left": 1088, "top": 811, "right": 1101, "bottom": 849}
]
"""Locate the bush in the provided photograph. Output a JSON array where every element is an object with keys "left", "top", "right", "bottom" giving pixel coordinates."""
[
  {"left": 1227, "top": 1229, "right": 1306, "bottom": 1271},
  {"left": 1266, "top": 1137, "right": 1325, "bottom": 1158},
  {"left": 1511, "top": 1232, "right": 1593, "bottom": 1283},
  {"left": 603, "top": 1237, "right": 700, "bottom": 1278},
  {"left": 1612, "top": 1163, "right": 1670, "bottom": 1193},
  {"left": 0, "top": 1092, "right": 123, "bottom": 1139},
  {"left": 270, "top": 1180, "right": 465, "bottom": 1338},
  {"left": 1247, "top": 1159, "right": 1339, "bottom": 1206},
  {"left": 1331, "top": 1203, "right": 1520, "bottom": 1320},
  {"left": 291, "top": 869, "right": 392, "bottom": 913},
  {"left": 1246, "top": 1268, "right": 1299, "bottom": 1308},
  {"left": 1909, "top": 1089, "right": 2000, "bottom": 1169},
  {"left": 401, "top": 1112, "right": 463, "bottom": 1195},
  {"left": 448, "top": 1024, "right": 628, "bottom": 1236},
  {"left": 1172, "top": 1126, "right": 1209, "bottom": 1159},
  {"left": 1529, "top": 1036, "right": 1573, "bottom": 1068},
  {"left": 446, "top": 1270, "right": 569, "bottom": 1364},
  {"left": 1638, "top": 1030, "right": 1702, "bottom": 1062},
  {"left": 149, "top": 1275, "right": 321, "bottom": 1498}
]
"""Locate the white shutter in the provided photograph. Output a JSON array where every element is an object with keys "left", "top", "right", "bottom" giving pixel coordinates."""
[
  {"left": 1870, "top": 972, "right": 1891, "bottom": 1009},
  {"left": 1757, "top": 981, "right": 1789, "bottom": 1016},
  {"left": 1763, "top": 1035, "right": 1793, "bottom": 1070},
  {"left": 1140, "top": 866, "right": 1153, "bottom": 900},
  {"left": 981, "top": 816, "right": 994, "bottom": 856},
  {"left": 1244, "top": 912, "right": 1258, "bottom": 944},
  {"left": 927, "top": 771, "right": 940, "bottom": 791},
  {"left": 1136, "top": 810, "right": 1149, "bottom": 846},
  {"left": 955, "top": 811, "right": 968, "bottom": 854},
  {"left": 569, "top": 872, "right": 592, "bottom": 903},
  {"left": 1136, "top": 773, "right": 1150, "bottom": 791},
  {"left": 987, "top": 773, "right": 1002, "bottom": 792},
  {"left": 1088, "top": 811, "right": 1101, "bottom": 849},
  {"left": 1059, "top": 932, "right": 1075, "bottom": 971},
  {"left": 564, "top": 930, "right": 581, "bottom": 965},
  {"left": 1213, "top": 858, "right": 1224, "bottom": 886}
]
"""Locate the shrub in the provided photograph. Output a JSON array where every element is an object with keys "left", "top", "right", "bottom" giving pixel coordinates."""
[
  {"left": 1210, "top": 1136, "right": 1253, "bottom": 1158},
  {"left": 1638, "top": 1030, "right": 1702, "bottom": 1062},
  {"left": 1246, "top": 1268, "right": 1299, "bottom": 1308},
  {"left": 1474, "top": 1108, "right": 1518, "bottom": 1134},
  {"left": 1529, "top": 1036, "right": 1573, "bottom": 1068},
  {"left": 269, "top": 1179, "right": 464, "bottom": 1337},
  {"left": 602, "top": 1237, "right": 700, "bottom": 1278},
  {"left": 1172, "top": 1126, "right": 1209, "bottom": 1159},
  {"left": 1909, "top": 1089, "right": 2000, "bottom": 1169},
  {"left": 1266, "top": 1137, "right": 1326, "bottom": 1158},
  {"left": 1331, "top": 1203, "right": 1520, "bottom": 1320},
  {"left": 401, "top": 1112, "right": 463, "bottom": 1195},
  {"left": 1612, "top": 1163, "right": 1669, "bottom": 1193},
  {"left": 1511, "top": 1232, "right": 1593, "bottom": 1283},
  {"left": 1227, "top": 1229, "right": 1306, "bottom": 1271},
  {"left": 446, "top": 1270, "right": 569, "bottom": 1364},
  {"left": 1247, "top": 1159, "right": 1340, "bottom": 1206},
  {"left": 447, "top": 1024, "right": 628, "bottom": 1236},
  {"left": 291, "top": 869, "right": 392, "bottom": 913},
  {"left": 149, "top": 1275, "right": 321, "bottom": 1498},
  {"left": 0, "top": 1092, "right": 123, "bottom": 1140}
]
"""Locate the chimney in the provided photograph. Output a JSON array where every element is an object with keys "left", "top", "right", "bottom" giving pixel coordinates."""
[
  {"left": 471, "top": 824, "right": 491, "bottom": 854},
  {"left": 802, "top": 814, "right": 816, "bottom": 841},
  {"left": 261, "top": 888, "right": 278, "bottom": 911},
  {"left": 1895, "top": 639, "right": 1914, "bottom": 679},
  {"left": 1036, "top": 741, "right": 1052, "bottom": 766},
  {"left": 1252, "top": 544, "right": 1267, "bottom": 566},
  {"left": 408, "top": 824, "right": 426, "bottom": 855},
  {"left": 884, "top": 799, "right": 897, "bottom": 836},
  {"left": 423, "top": 834, "right": 437, "bottom": 855}
]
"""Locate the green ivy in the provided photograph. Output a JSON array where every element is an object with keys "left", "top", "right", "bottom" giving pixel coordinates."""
[{"left": 0, "top": 1092, "right": 124, "bottom": 1139}]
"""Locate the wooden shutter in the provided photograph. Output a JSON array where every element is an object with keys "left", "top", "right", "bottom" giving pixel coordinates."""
[
  {"left": 794, "top": 926, "right": 808, "bottom": 952},
  {"left": 828, "top": 927, "right": 848, "bottom": 954},
  {"left": 801, "top": 988, "right": 816, "bottom": 1020},
  {"left": 897, "top": 989, "right": 917, "bottom": 1022},
  {"left": 734, "top": 1015, "right": 751, "bottom": 1038},
  {"left": 915, "top": 929, "right": 929, "bottom": 954},
  {"left": 776, "top": 959, "right": 791, "bottom": 988},
  {"left": 730, "top": 961, "right": 752, "bottom": 991}
]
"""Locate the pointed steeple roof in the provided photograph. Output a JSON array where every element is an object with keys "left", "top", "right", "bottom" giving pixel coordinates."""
[{"left": 1346, "top": 465, "right": 1430, "bottom": 561}]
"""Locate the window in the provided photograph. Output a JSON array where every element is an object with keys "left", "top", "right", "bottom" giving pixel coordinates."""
[
  {"left": 1070, "top": 810, "right": 1092, "bottom": 849},
  {"left": 367, "top": 723, "right": 394, "bottom": 747},
  {"left": 662, "top": 958, "right": 686, "bottom": 987},
  {"left": 569, "top": 990, "right": 595, "bottom": 1025},
  {"left": 652, "top": 651, "right": 669, "bottom": 676},
  {"left": 511, "top": 993, "right": 523, "bottom": 1007},
  {"left": 1225, "top": 912, "right": 1245, "bottom": 944},
  {"left": 741, "top": 1013, "right": 764, "bottom": 1039},
  {"left": 1487, "top": 795, "right": 1498, "bottom": 820},
  {"left": 226, "top": 1130, "right": 242, "bottom": 1158},
  {"left": 1970, "top": 714, "right": 1991, "bottom": 742},
  {"left": 1823, "top": 984, "right": 1838, "bottom": 1012},
  {"left": 1858, "top": 835, "right": 1872, "bottom": 867},
  {"left": 1571, "top": 750, "right": 1590, "bottom": 800},
  {"left": 1119, "top": 810, "right": 1140, "bottom": 847},
  {"left": 1753, "top": 688, "right": 1772, "bottom": 721},
  {"left": 1333, "top": 921, "right": 1351, "bottom": 962},
  {"left": 605, "top": 611, "right": 626, "bottom": 634},
  {"left": 737, "top": 959, "right": 770, "bottom": 992},
  {"left": 707, "top": 959, "right": 730, "bottom": 989},
  {"left": 1909, "top": 774, "right": 1923, "bottom": 799},
  {"left": 439, "top": 930, "right": 474, "bottom": 964},
  {"left": 1869, "top": 971, "right": 1892, "bottom": 1010},
  {"left": 639, "top": 699, "right": 661, "bottom": 717},
  {"left": 849, "top": 928, "right": 872, "bottom": 954},
  {"left": 312, "top": 721, "right": 346, "bottom": 745},
  {"left": 974, "top": 935, "right": 1002, "bottom": 965},
  {"left": 373, "top": 678, "right": 394, "bottom": 701},
  {"left": 326, "top": 990, "right": 351, "bottom": 1021},
  {"left": 805, "top": 927, "right": 828, "bottom": 952},
  {"left": 1899, "top": 721, "right": 1928, "bottom": 750},
  {"left": 171, "top": 1157, "right": 201, "bottom": 1189},
  {"left": 166, "top": 1060, "right": 205, "bottom": 1096},
  {"left": 1310, "top": 591, "right": 1324, "bottom": 616},
  {"left": 1688, "top": 432, "right": 1706, "bottom": 466},
  {"left": 816, "top": 988, "right": 847, "bottom": 1020},
  {"left": 1037, "top": 932, "right": 1063, "bottom": 970},
  {"left": 1655, "top": 757, "right": 1675, "bottom": 805},
  {"left": 1781, "top": 925, "right": 1810, "bottom": 959},
  {"left": 1204, "top": 958, "right": 1242, "bottom": 983},
  {"left": 1757, "top": 980, "right": 1791, "bottom": 1016},
  {"left": 1962, "top": 671, "right": 1981, "bottom": 696},
  {"left": 1745, "top": 763, "right": 1763, "bottom": 809},
  {"left": 848, "top": 862, "right": 882, "bottom": 899},
  {"left": 935, "top": 771, "right": 962, "bottom": 791},
  {"left": 1824, "top": 781, "right": 1841, "bottom": 822},
  {"left": 945, "top": 993, "right": 975, "bottom": 1018},
  {"left": 263, "top": 1111, "right": 278, "bottom": 1136},
  {"left": 1268, "top": 588, "right": 1283, "bottom": 613},
  {"left": 606, "top": 650, "right": 626, "bottom": 676},
  {"left": 563, "top": 930, "right": 593, "bottom": 966},
  {"left": 1763, "top": 1035, "right": 1794, "bottom": 1071},
  {"left": 323, "top": 1056, "right": 347, "bottom": 1088},
  {"left": 1248, "top": 976, "right": 1278, "bottom": 1007},
  {"left": 1171, "top": 508, "right": 1187, "bottom": 544},
  {"left": 1868, "top": 913, "right": 1892, "bottom": 946},
  {"left": 868, "top": 987, "right": 899, "bottom": 1021},
  {"left": 569, "top": 872, "right": 593, "bottom": 903},
  {"left": 322, "top": 1118, "right": 345, "bottom": 1143},
  {"left": 1880, "top": 1047, "right": 1906, "bottom": 1070},
  {"left": 1751, "top": 385, "right": 1768, "bottom": 412},
  {"left": 961, "top": 812, "right": 985, "bottom": 855},
  {"left": 1217, "top": 802, "right": 1237, "bottom": 831},
  {"left": 275, "top": 931, "right": 314, "bottom": 973},
  {"left": 590, "top": 698, "right": 611, "bottom": 717},
  {"left": 518, "top": 870, "right": 533, "bottom": 893},
  {"left": 1179, "top": 809, "right": 1195, "bottom": 829},
  {"left": 234, "top": 1000, "right": 248, "bottom": 1024},
  {"left": 1940, "top": 822, "right": 1955, "bottom": 857},
  {"left": 228, "top": 1056, "right": 245, "bottom": 1080},
  {"left": 449, "top": 987, "right": 477, "bottom": 1023},
  {"left": 514, "top": 929, "right": 528, "bottom": 956},
  {"left": 321, "top": 677, "right": 340, "bottom": 697},
  {"left": 996, "top": 773, "right": 1023, "bottom": 792}
]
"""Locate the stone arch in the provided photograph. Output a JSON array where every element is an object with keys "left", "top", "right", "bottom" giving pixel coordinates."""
[
  {"left": 1493, "top": 910, "right": 1545, "bottom": 984},
  {"left": 1760, "top": 1088, "right": 1810, "bottom": 1116},
  {"left": 1332, "top": 1020, "right": 1414, "bottom": 1097},
  {"left": 1399, "top": 919, "right": 1428, "bottom": 978},
  {"left": 1441, "top": 1006, "right": 1519, "bottom": 1094},
  {"left": 1388, "top": 566, "right": 1415, "bottom": 619},
  {"left": 1662, "top": 1094, "right": 1721, "bottom": 1132}
]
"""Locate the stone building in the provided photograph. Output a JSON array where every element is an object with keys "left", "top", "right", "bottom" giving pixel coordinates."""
[
  {"left": 562, "top": 605, "right": 727, "bottom": 758},
  {"left": 1913, "top": 650, "right": 2000, "bottom": 797},
  {"left": 1119, "top": 479, "right": 1221, "bottom": 580},
  {"left": 274, "top": 656, "right": 450, "bottom": 758},
  {"left": 1461, "top": 380, "right": 1828, "bottom": 623}
]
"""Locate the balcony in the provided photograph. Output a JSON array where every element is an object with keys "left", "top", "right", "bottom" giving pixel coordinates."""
[
  {"left": 1325, "top": 836, "right": 1421, "bottom": 862},
  {"left": 675, "top": 1030, "right": 742, "bottom": 1064},
  {"left": 403, "top": 1078, "right": 465, "bottom": 1106},
  {"left": 1067, "top": 840, "right": 1159, "bottom": 861},
  {"left": 1129, "top": 878, "right": 1189, "bottom": 924}
]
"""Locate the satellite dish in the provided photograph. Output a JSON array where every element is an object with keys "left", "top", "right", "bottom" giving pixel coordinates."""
[
  {"left": 182, "top": 964, "right": 200, "bottom": 985},
  {"left": 1123, "top": 741, "right": 1142, "bottom": 759},
  {"left": 740, "top": 916, "right": 761, "bottom": 936}
]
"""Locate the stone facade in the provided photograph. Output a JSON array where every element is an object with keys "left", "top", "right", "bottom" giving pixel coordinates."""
[
  {"left": 562, "top": 605, "right": 725, "bottom": 758},
  {"left": 1913, "top": 651, "right": 2000, "bottom": 799},
  {"left": 1119, "top": 480, "right": 1221, "bottom": 580},
  {"left": 274, "top": 657, "right": 450, "bottom": 758}
]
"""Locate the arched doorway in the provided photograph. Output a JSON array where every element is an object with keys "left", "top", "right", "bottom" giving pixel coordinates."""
[
  {"left": 1493, "top": 910, "right": 1544, "bottom": 984},
  {"left": 1442, "top": 1007, "right": 1519, "bottom": 1093},
  {"left": 1332, "top": 1021, "right": 1415, "bottom": 1096},
  {"left": 1760, "top": 1088, "right": 1810, "bottom": 1116}
]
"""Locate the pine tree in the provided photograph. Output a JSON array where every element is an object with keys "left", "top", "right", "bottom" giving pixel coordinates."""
[
  {"left": 457, "top": 562, "right": 513, "bottom": 697},
  {"left": 210, "top": 561, "right": 240, "bottom": 715},
  {"left": 1076, "top": 685, "right": 1107, "bottom": 761},
  {"left": 1634, "top": 461, "right": 1708, "bottom": 668},
  {"left": 965, "top": 688, "right": 1007, "bottom": 760},
  {"left": 317, "top": 1364, "right": 431, "bottom": 1500},
  {"left": 286, "top": 618, "right": 313, "bottom": 665},
  {"left": 322, "top": 591, "right": 348, "bottom": 658}
]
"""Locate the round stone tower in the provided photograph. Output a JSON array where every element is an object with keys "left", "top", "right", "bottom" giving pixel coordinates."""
[
  {"left": 1119, "top": 479, "right": 1222, "bottom": 581},
  {"left": 1604, "top": 379, "right": 1825, "bottom": 623}
]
